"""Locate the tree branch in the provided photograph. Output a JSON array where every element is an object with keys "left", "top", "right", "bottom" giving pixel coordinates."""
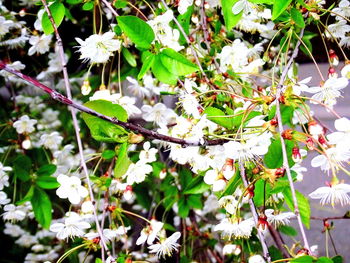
[
  {"left": 40, "top": 1, "right": 113, "bottom": 260},
  {"left": 239, "top": 162, "right": 271, "bottom": 263},
  {"left": 0, "top": 61, "right": 227, "bottom": 147},
  {"left": 274, "top": 28, "right": 310, "bottom": 251}
]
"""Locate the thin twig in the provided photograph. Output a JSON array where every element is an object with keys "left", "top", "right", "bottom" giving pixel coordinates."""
[
  {"left": 0, "top": 61, "right": 227, "bottom": 147},
  {"left": 239, "top": 162, "right": 271, "bottom": 263},
  {"left": 101, "top": 0, "right": 119, "bottom": 17},
  {"left": 40, "top": 0, "right": 112, "bottom": 260},
  {"left": 274, "top": 28, "right": 310, "bottom": 252}
]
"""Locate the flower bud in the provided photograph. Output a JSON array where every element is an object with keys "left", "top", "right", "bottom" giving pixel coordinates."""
[
  {"left": 81, "top": 80, "right": 91, "bottom": 95},
  {"left": 282, "top": 129, "right": 294, "bottom": 140},
  {"left": 128, "top": 133, "right": 144, "bottom": 144},
  {"left": 22, "top": 138, "right": 32, "bottom": 149},
  {"left": 328, "top": 67, "right": 338, "bottom": 78},
  {"left": 329, "top": 49, "right": 339, "bottom": 67},
  {"left": 257, "top": 214, "right": 268, "bottom": 231},
  {"left": 292, "top": 147, "right": 302, "bottom": 163}
]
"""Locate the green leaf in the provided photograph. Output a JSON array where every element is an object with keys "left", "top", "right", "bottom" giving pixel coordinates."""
[
  {"left": 253, "top": 179, "right": 271, "bottom": 206},
  {"left": 138, "top": 52, "right": 155, "bottom": 80},
  {"left": 114, "top": 143, "right": 131, "bottom": 178},
  {"left": 82, "top": 2, "right": 94, "bottom": 10},
  {"left": 183, "top": 176, "right": 211, "bottom": 194},
  {"left": 268, "top": 245, "right": 283, "bottom": 261},
  {"left": 290, "top": 256, "right": 314, "bottom": 263},
  {"left": 188, "top": 194, "right": 203, "bottom": 209},
  {"left": 249, "top": 0, "right": 274, "bottom": 3},
  {"left": 36, "top": 176, "right": 60, "bottom": 189},
  {"left": 178, "top": 197, "right": 190, "bottom": 218},
  {"left": 220, "top": 172, "right": 241, "bottom": 198},
  {"left": 42, "top": 2, "right": 66, "bottom": 35},
  {"left": 221, "top": 0, "right": 243, "bottom": 30},
  {"left": 13, "top": 154, "right": 32, "bottom": 182},
  {"left": 66, "top": 0, "right": 83, "bottom": 4},
  {"left": 95, "top": 259, "right": 103, "bottom": 263},
  {"left": 279, "top": 225, "right": 298, "bottom": 236},
  {"left": 37, "top": 164, "right": 57, "bottom": 177},
  {"left": 204, "top": 106, "right": 234, "bottom": 129},
  {"left": 159, "top": 48, "right": 198, "bottom": 76},
  {"left": 332, "top": 256, "right": 343, "bottom": 263},
  {"left": 291, "top": 8, "right": 305, "bottom": 28},
  {"left": 151, "top": 55, "right": 178, "bottom": 85},
  {"left": 264, "top": 138, "right": 295, "bottom": 168},
  {"left": 283, "top": 189, "right": 311, "bottom": 228},
  {"left": 121, "top": 47, "right": 137, "bottom": 67},
  {"left": 82, "top": 100, "right": 129, "bottom": 143},
  {"left": 102, "top": 150, "right": 116, "bottom": 160},
  {"left": 31, "top": 187, "right": 52, "bottom": 229},
  {"left": 231, "top": 110, "right": 261, "bottom": 129},
  {"left": 317, "top": 257, "right": 333, "bottom": 263},
  {"left": 16, "top": 186, "right": 34, "bottom": 205},
  {"left": 117, "top": 16, "right": 155, "bottom": 50},
  {"left": 114, "top": 0, "right": 128, "bottom": 8},
  {"left": 272, "top": 0, "right": 292, "bottom": 20}
]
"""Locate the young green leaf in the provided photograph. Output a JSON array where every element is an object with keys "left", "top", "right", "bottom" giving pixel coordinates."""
[
  {"left": 121, "top": 47, "right": 137, "bottom": 67},
  {"left": 31, "top": 187, "right": 52, "bottom": 229},
  {"left": 203, "top": 106, "right": 234, "bottom": 129},
  {"left": 264, "top": 139, "right": 295, "bottom": 168},
  {"left": 159, "top": 48, "right": 199, "bottom": 76},
  {"left": 37, "top": 164, "right": 57, "bottom": 177},
  {"left": 291, "top": 8, "right": 305, "bottom": 28},
  {"left": 283, "top": 189, "right": 311, "bottom": 228},
  {"left": 151, "top": 55, "right": 178, "bottom": 85},
  {"left": 13, "top": 154, "right": 32, "bottom": 182},
  {"left": 114, "top": 143, "right": 132, "bottom": 178},
  {"left": 36, "top": 176, "right": 60, "bottom": 189},
  {"left": 221, "top": 0, "right": 243, "bottom": 30},
  {"left": 82, "top": 100, "right": 129, "bottom": 143},
  {"left": 272, "top": 0, "right": 292, "bottom": 20},
  {"left": 41, "top": 2, "right": 66, "bottom": 35},
  {"left": 117, "top": 16, "right": 155, "bottom": 50},
  {"left": 138, "top": 52, "right": 155, "bottom": 80}
]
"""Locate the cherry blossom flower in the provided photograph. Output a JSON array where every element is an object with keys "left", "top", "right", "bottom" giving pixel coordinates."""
[
  {"left": 56, "top": 174, "right": 88, "bottom": 205},
  {"left": 214, "top": 217, "right": 255, "bottom": 239},
  {"left": 2, "top": 204, "right": 26, "bottom": 222},
  {"left": 0, "top": 162, "right": 11, "bottom": 190},
  {"left": 0, "top": 15, "right": 14, "bottom": 36},
  {"left": 305, "top": 77, "right": 349, "bottom": 108},
  {"left": 13, "top": 115, "right": 37, "bottom": 134},
  {"left": 204, "top": 168, "right": 233, "bottom": 192},
  {"left": 75, "top": 32, "right": 121, "bottom": 64},
  {"left": 28, "top": 34, "right": 52, "bottom": 56},
  {"left": 0, "top": 191, "right": 10, "bottom": 206},
  {"left": 123, "top": 160, "right": 153, "bottom": 185},
  {"left": 249, "top": 254, "right": 266, "bottom": 263},
  {"left": 39, "top": 132, "right": 63, "bottom": 150},
  {"left": 311, "top": 145, "right": 350, "bottom": 173},
  {"left": 178, "top": 0, "right": 193, "bottom": 15},
  {"left": 223, "top": 244, "right": 241, "bottom": 255},
  {"left": 148, "top": 232, "right": 181, "bottom": 259},
  {"left": 265, "top": 209, "right": 296, "bottom": 228},
  {"left": 309, "top": 182, "right": 350, "bottom": 206},
  {"left": 327, "top": 117, "right": 350, "bottom": 147},
  {"left": 141, "top": 103, "right": 176, "bottom": 126},
  {"left": 139, "top": 142, "right": 157, "bottom": 163},
  {"left": 49, "top": 212, "right": 91, "bottom": 239},
  {"left": 136, "top": 219, "right": 164, "bottom": 245}
]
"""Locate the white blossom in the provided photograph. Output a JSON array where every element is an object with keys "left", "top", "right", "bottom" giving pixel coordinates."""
[
  {"left": 265, "top": 209, "right": 296, "bottom": 228},
  {"left": 136, "top": 219, "right": 164, "bottom": 245},
  {"left": 0, "top": 162, "right": 11, "bottom": 190},
  {"left": 148, "top": 232, "right": 181, "bottom": 259},
  {"left": 13, "top": 115, "right": 37, "bottom": 134},
  {"left": 39, "top": 132, "right": 63, "bottom": 150},
  {"left": 309, "top": 182, "right": 350, "bottom": 206},
  {"left": 75, "top": 32, "right": 121, "bottom": 64},
  {"left": 123, "top": 160, "right": 153, "bottom": 185},
  {"left": 50, "top": 212, "right": 91, "bottom": 239},
  {"left": 28, "top": 34, "right": 52, "bottom": 56},
  {"left": 139, "top": 142, "right": 158, "bottom": 163},
  {"left": 2, "top": 204, "right": 26, "bottom": 222},
  {"left": 56, "top": 174, "right": 88, "bottom": 205},
  {"left": 141, "top": 103, "right": 176, "bottom": 126}
]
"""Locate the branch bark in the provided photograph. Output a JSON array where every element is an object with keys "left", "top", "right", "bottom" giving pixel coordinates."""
[
  {"left": 239, "top": 162, "right": 271, "bottom": 263},
  {"left": 0, "top": 61, "right": 227, "bottom": 147},
  {"left": 274, "top": 28, "right": 310, "bottom": 251}
]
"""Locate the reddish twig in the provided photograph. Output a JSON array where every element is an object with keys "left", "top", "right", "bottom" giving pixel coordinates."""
[{"left": 0, "top": 61, "right": 227, "bottom": 147}]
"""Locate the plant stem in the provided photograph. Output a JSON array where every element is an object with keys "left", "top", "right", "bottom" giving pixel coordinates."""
[
  {"left": 274, "top": 28, "right": 310, "bottom": 252},
  {"left": 239, "top": 162, "right": 271, "bottom": 263},
  {"left": 0, "top": 60, "right": 227, "bottom": 147},
  {"left": 40, "top": 0, "right": 112, "bottom": 260}
]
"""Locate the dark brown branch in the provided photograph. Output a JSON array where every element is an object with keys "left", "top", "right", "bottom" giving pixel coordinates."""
[{"left": 0, "top": 61, "right": 227, "bottom": 147}]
